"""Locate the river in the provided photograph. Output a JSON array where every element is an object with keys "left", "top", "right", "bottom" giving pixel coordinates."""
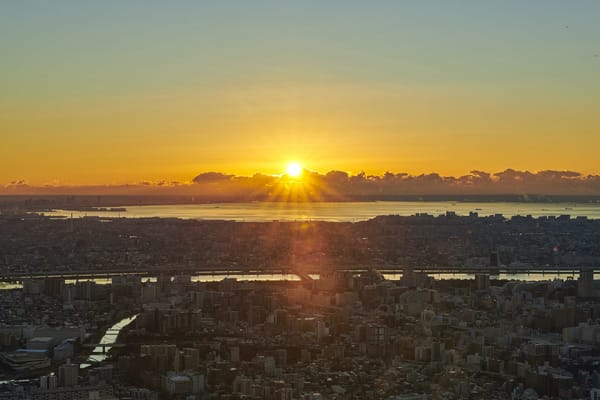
[
  {"left": 1, "top": 272, "right": 594, "bottom": 292},
  {"left": 82, "top": 314, "right": 138, "bottom": 368}
]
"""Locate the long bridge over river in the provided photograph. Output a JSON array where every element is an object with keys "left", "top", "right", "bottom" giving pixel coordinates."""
[{"left": 1, "top": 264, "right": 597, "bottom": 283}]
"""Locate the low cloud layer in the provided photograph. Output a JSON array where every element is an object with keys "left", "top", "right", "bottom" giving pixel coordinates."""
[{"left": 3, "top": 169, "right": 600, "bottom": 199}]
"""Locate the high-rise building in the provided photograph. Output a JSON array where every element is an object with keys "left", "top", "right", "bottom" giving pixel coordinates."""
[
  {"left": 230, "top": 346, "right": 240, "bottom": 363},
  {"left": 58, "top": 360, "right": 79, "bottom": 387},
  {"left": 48, "top": 373, "right": 57, "bottom": 389},
  {"left": 475, "top": 274, "right": 490, "bottom": 291},
  {"left": 578, "top": 270, "right": 594, "bottom": 297},
  {"left": 39, "top": 375, "right": 48, "bottom": 390},
  {"left": 490, "top": 252, "right": 499, "bottom": 268}
]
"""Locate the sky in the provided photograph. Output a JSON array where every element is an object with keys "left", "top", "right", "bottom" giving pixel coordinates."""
[{"left": 1, "top": 1, "right": 599, "bottom": 186}]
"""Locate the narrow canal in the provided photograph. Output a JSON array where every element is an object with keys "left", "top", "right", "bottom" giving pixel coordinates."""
[{"left": 83, "top": 314, "right": 138, "bottom": 367}]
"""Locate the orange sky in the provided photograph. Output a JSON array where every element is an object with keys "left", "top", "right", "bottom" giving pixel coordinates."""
[{"left": 1, "top": 2, "right": 599, "bottom": 185}]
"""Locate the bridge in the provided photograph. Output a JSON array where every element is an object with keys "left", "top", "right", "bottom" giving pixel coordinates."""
[
  {"left": 0, "top": 266, "right": 299, "bottom": 282},
  {"left": 1, "top": 265, "right": 597, "bottom": 283},
  {"left": 82, "top": 343, "right": 127, "bottom": 353}
]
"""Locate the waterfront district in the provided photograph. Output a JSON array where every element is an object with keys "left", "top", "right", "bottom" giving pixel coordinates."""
[{"left": 1, "top": 213, "right": 600, "bottom": 399}]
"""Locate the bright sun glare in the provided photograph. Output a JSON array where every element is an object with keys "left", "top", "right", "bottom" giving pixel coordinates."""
[{"left": 286, "top": 162, "right": 303, "bottom": 177}]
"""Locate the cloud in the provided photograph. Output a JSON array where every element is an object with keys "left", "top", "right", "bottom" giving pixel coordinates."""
[
  {"left": 324, "top": 170, "right": 349, "bottom": 184},
  {"left": 3, "top": 169, "right": 600, "bottom": 199},
  {"left": 192, "top": 172, "right": 234, "bottom": 184},
  {"left": 9, "top": 180, "right": 28, "bottom": 186}
]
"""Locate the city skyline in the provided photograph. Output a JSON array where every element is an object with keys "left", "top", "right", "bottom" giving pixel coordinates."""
[{"left": 2, "top": 1, "right": 600, "bottom": 185}]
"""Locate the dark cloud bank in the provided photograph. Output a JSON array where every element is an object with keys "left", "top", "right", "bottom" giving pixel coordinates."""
[{"left": 3, "top": 169, "right": 600, "bottom": 202}]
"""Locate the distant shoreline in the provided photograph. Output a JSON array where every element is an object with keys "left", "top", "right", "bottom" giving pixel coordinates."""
[
  {"left": 2, "top": 194, "right": 600, "bottom": 210},
  {"left": 25, "top": 200, "right": 600, "bottom": 222}
]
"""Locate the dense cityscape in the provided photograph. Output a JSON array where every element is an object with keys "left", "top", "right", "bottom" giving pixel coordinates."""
[
  {"left": 2, "top": 212, "right": 600, "bottom": 279},
  {"left": 1, "top": 212, "right": 600, "bottom": 399}
]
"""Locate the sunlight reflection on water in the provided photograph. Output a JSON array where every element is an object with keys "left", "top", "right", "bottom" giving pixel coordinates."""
[{"left": 44, "top": 201, "right": 600, "bottom": 222}]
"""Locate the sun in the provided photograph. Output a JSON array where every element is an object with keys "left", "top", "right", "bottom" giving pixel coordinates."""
[{"left": 286, "top": 162, "right": 303, "bottom": 177}]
